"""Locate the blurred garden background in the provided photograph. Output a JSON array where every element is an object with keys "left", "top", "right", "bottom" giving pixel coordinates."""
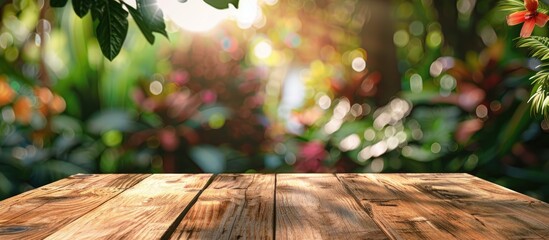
[{"left": 0, "top": 0, "right": 548, "bottom": 201}]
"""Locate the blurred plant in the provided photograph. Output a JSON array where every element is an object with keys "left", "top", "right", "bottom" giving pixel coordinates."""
[{"left": 0, "top": 74, "right": 101, "bottom": 199}]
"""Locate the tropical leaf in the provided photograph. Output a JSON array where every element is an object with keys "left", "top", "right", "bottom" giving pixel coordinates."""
[
  {"left": 91, "top": 1, "right": 106, "bottom": 21},
  {"left": 124, "top": 3, "right": 156, "bottom": 44},
  {"left": 203, "top": 0, "right": 239, "bottom": 9},
  {"left": 517, "top": 36, "right": 549, "bottom": 61},
  {"left": 499, "top": 0, "right": 549, "bottom": 14},
  {"left": 72, "top": 0, "right": 92, "bottom": 18},
  {"left": 528, "top": 76, "right": 549, "bottom": 118},
  {"left": 95, "top": 0, "right": 129, "bottom": 61},
  {"left": 523, "top": 57, "right": 549, "bottom": 118},
  {"left": 137, "top": 0, "right": 168, "bottom": 38}
]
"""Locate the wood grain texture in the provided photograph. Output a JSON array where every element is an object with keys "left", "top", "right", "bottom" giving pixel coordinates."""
[
  {"left": 170, "top": 174, "right": 275, "bottom": 240},
  {"left": 403, "top": 174, "right": 549, "bottom": 239},
  {"left": 44, "top": 174, "right": 212, "bottom": 240},
  {"left": 0, "top": 174, "right": 149, "bottom": 240},
  {"left": 1, "top": 173, "right": 548, "bottom": 239},
  {"left": 276, "top": 174, "right": 387, "bottom": 239},
  {"left": 336, "top": 173, "right": 547, "bottom": 240}
]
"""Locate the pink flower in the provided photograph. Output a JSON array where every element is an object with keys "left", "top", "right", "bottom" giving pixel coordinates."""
[{"left": 507, "top": 0, "right": 549, "bottom": 37}]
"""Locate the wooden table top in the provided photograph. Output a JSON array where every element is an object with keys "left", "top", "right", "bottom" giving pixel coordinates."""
[{"left": 0, "top": 173, "right": 547, "bottom": 239}]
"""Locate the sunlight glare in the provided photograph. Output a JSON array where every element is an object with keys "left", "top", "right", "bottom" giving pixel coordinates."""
[
  {"left": 158, "top": 0, "right": 230, "bottom": 32},
  {"left": 157, "top": 0, "right": 261, "bottom": 32}
]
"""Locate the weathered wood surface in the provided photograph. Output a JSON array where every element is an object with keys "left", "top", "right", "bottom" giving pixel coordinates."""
[
  {"left": 170, "top": 174, "right": 275, "bottom": 239},
  {"left": 0, "top": 173, "right": 547, "bottom": 240},
  {"left": 0, "top": 174, "right": 149, "bottom": 240},
  {"left": 276, "top": 174, "right": 387, "bottom": 239},
  {"left": 45, "top": 174, "right": 212, "bottom": 240}
]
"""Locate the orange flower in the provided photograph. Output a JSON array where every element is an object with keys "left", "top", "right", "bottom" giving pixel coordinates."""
[
  {"left": 0, "top": 79, "right": 15, "bottom": 106},
  {"left": 507, "top": 0, "right": 549, "bottom": 37}
]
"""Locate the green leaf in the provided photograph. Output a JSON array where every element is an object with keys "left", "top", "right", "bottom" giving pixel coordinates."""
[
  {"left": 527, "top": 64, "right": 549, "bottom": 119},
  {"left": 529, "top": 78, "right": 549, "bottom": 118},
  {"left": 124, "top": 3, "right": 155, "bottom": 44},
  {"left": 517, "top": 36, "right": 549, "bottom": 61},
  {"left": 137, "top": 0, "right": 168, "bottom": 38},
  {"left": 499, "top": 0, "right": 549, "bottom": 14},
  {"left": 73, "top": 0, "right": 92, "bottom": 18},
  {"left": 96, "top": 0, "right": 129, "bottom": 61},
  {"left": 50, "top": 0, "right": 68, "bottom": 7},
  {"left": 91, "top": 1, "right": 106, "bottom": 21},
  {"left": 203, "top": 0, "right": 239, "bottom": 9}
]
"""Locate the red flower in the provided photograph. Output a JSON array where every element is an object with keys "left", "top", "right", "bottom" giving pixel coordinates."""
[{"left": 507, "top": 0, "right": 549, "bottom": 38}]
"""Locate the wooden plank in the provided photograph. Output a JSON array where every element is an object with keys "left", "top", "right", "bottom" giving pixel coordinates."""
[
  {"left": 0, "top": 174, "right": 97, "bottom": 219},
  {"left": 45, "top": 174, "right": 212, "bottom": 240},
  {"left": 170, "top": 174, "right": 275, "bottom": 240},
  {"left": 337, "top": 174, "right": 516, "bottom": 240},
  {"left": 0, "top": 174, "right": 149, "bottom": 240},
  {"left": 404, "top": 174, "right": 549, "bottom": 239},
  {"left": 276, "top": 174, "right": 387, "bottom": 239}
]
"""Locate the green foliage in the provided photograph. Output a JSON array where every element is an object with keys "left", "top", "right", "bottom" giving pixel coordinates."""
[
  {"left": 125, "top": 3, "right": 155, "bottom": 44},
  {"left": 96, "top": 0, "right": 129, "bottom": 61},
  {"left": 499, "top": 0, "right": 549, "bottom": 13},
  {"left": 529, "top": 70, "right": 549, "bottom": 118},
  {"left": 50, "top": 0, "right": 239, "bottom": 60},
  {"left": 72, "top": 0, "right": 92, "bottom": 17},
  {"left": 517, "top": 36, "right": 549, "bottom": 61},
  {"left": 516, "top": 36, "right": 549, "bottom": 118},
  {"left": 136, "top": 0, "right": 168, "bottom": 38}
]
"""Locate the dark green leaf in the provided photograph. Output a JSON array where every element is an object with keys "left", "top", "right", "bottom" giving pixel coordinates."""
[
  {"left": 50, "top": 0, "right": 68, "bottom": 7},
  {"left": 124, "top": 3, "right": 155, "bottom": 44},
  {"left": 73, "top": 0, "right": 92, "bottom": 18},
  {"left": 137, "top": 0, "right": 168, "bottom": 37},
  {"left": 96, "top": 0, "right": 129, "bottom": 61},
  {"left": 91, "top": 1, "right": 106, "bottom": 21},
  {"left": 203, "top": 0, "right": 239, "bottom": 9}
]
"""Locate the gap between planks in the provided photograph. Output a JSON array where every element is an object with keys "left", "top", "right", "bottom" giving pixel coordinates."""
[
  {"left": 168, "top": 174, "right": 276, "bottom": 239},
  {"left": 0, "top": 174, "right": 152, "bottom": 240},
  {"left": 160, "top": 174, "right": 218, "bottom": 240},
  {"left": 44, "top": 174, "right": 214, "bottom": 239}
]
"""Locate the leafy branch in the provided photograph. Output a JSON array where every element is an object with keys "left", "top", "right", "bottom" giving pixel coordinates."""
[
  {"left": 516, "top": 37, "right": 549, "bottom": 118},
  {"left": 499, "top": 0, "right": 549, "bottom": 14},
  {"left": 517, "top": 36, "right": 549, "bottom": 61},
  {"left": 50, "top": 0, "right": 239, "bottom": 60},
  {"left": 528, "top": 65, "right": 549, "bottom": 117}
]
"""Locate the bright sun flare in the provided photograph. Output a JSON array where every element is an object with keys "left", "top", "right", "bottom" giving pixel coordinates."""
[{"left": 157, "top": 0, "right": 260, "bottom": 33}]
